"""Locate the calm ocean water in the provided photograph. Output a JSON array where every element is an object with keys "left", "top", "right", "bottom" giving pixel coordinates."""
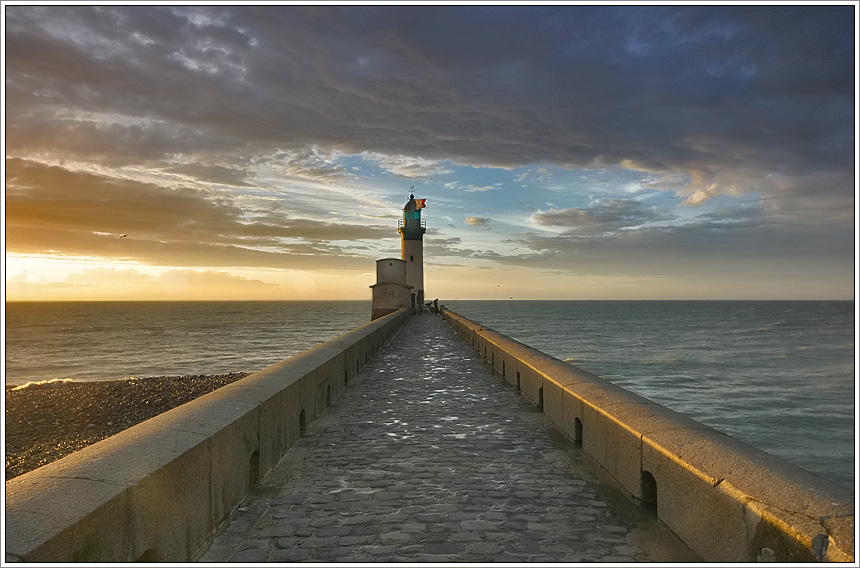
[
  {"left": 4, "top": 300, "right": 856, "bottom": 489},
  {"left": 3, "top": 301, "right": 370, "bottom": 387}
]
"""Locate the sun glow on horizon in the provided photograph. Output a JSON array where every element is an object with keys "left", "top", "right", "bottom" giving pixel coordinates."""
[
  {"left": 3, "top": 254, "right": 382, "bottom": 302},
  {"left": 5, "top": 252, "right": 854, "bottom": 302}
]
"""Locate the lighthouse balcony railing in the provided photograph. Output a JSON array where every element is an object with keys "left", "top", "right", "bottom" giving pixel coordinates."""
[{"left": 398, "top": 219, "right": 426, "bottom": 229}]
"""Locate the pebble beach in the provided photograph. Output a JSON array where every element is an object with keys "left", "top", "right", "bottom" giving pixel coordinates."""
[{"left": 4, "top": 373, "right": 249, "bottom": 481}]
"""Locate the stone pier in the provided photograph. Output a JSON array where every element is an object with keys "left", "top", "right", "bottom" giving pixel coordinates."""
[{"left": 200, "top": 313, "right": 693, "bottom": 563}]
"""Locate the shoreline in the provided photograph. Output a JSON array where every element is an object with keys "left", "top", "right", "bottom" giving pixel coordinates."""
[{"left": 5, "top": 373, "right": 249, "bottom": 481}]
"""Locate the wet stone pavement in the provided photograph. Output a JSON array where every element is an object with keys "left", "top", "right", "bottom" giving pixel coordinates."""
[{"left": 200, "top": 313, "right": 651, "bottom": 563}]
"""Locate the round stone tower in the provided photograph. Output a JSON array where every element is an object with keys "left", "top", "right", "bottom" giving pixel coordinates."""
[{"left": 398, "top": 194, "right": 426, "bottom": 312}]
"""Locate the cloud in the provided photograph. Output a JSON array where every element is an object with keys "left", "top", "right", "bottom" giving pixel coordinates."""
[
  {"left": 62, "top": 267, "right": 155, "bottom": 286},
  {"left": 157, "top": 269, "right": 280, "bottom": 297},
  {"left": 531, "top": 199, "right": 677, "bottom": 235},
  {"left": 6, "top": 271, "right": 47, "bottom": 284},
  {"left": 465, "top": 217, "right": 490, "bottom": 227},
  {"left": 271, "top": 146, "right": 353, "bottom": 182},
  {"left": 363, "top": 153, "right": 453, "bottom": 179},
  {"left": 4, "top": 5, "right": 852, "bottom": 218},
  {"left": 2, "top": 5, "right": 854, "bottom": 301},
  {"left": 423, "top": 236, "right": 503, "bottom": 263},
  {"left": 4, "top": 158, "right": 393, "bottom": 269},
  {"left": 444, "top": 182, "right": 497, "bottom": 193},
  {"left": 512, "top": 209, "right": 854, "bottom": 274},
  {"left": 5, "top": 267, "right": 283, "bottom": 301}
]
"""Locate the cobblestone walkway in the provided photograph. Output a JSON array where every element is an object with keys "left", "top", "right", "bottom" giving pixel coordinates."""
[{"left": 200, "top": 313, "right": 650, "bottom": 563}]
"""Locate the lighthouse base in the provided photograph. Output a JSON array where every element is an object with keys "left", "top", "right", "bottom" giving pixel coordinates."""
[
  {"left": 370, "top": 282, "right": 412, "bottom": 321},
  {"left": 410, "top": 290, "right": 425, "bottom": 314}
]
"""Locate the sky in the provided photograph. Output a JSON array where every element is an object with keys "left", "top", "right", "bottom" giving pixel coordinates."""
[{"left": 3, "top": 3, "right": 857, "bottom": 301}]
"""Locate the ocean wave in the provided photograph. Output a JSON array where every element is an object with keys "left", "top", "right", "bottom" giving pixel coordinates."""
[
  {"left": 641, "top": 354, "right": 680, "bottom": 365},
  {"left": 10, "top": 378, "right": 76, "bottom": 391}
]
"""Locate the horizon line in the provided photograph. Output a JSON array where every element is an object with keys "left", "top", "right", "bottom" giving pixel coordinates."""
[{"left": 4, "top": 298, "right": 855, "bottom": 303}]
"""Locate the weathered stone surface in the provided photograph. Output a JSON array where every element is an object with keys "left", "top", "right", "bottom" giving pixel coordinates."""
[
  {"left": 269, "top": 547, "right": 310, "bottom": 562},
  {"left": 228, "top": 548, "right": 269, "bottom": 562},
  {"left": 200, "top": 314, "right": 650, "bottom": 563}
]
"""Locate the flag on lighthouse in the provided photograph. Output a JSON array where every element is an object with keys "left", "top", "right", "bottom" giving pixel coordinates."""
[{"left": 416, "top": 199, "right": 427, "bottom": 209}]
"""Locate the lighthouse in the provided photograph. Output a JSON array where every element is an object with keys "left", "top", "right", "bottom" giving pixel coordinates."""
[
  {"left": 399, "top": 193, "right": 426, "bottom": 312},
  {"left": 370, "top": 193, "right": 427, "bottom": 320}
]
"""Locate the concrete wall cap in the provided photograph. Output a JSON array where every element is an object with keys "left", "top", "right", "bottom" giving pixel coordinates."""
[
  {"left": 203, "top": 381, "right": 285, "bottom": 404},
  {"left": 584, "top": 399, "right": 715, "bottom": 438},
  {"left": 288, "top": 345, "right": 343, "bottom": 365},
  {"left": 821, "top": 516, "right": 855, "bottom": 562},
  {"left": 537, "top": 361, "right": 603, "bottom": 387},
  {"left": 236, "top": 367, "right": 313, "bottom": 391},
  {"left": 644, "top": 428, "right": 854, "bottom": 515},
  {"left": 7, "top": 407, "right": 227, "bottom": 488},
  {"left": 253, "top": 358, "right": 319, "bottom": 377},
  {"left": 5, "top": 477, "right": 128, "bottom": 559},
  {"left": 563, "top": 379, "right": 654, "bottom": 409},
  {"left": 477, "top": 331, "right": 539, "bottom": 358},
  {"left": 5, "top": 393, "right": 259, "bottom": 491}
]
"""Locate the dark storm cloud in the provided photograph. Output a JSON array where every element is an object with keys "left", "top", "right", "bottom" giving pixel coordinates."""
[{"left": 4, "top": 5, "right": 853, "bottom": 209}]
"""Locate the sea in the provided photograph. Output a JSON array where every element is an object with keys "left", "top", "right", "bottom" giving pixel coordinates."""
[{"left": 3, "top": 300, "right": 856, "bottom": 490}]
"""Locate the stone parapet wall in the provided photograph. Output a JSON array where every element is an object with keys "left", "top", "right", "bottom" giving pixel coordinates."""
[
  {"left": 440, "top": 308, "right": 854, "bottom": 563},
  {"left": 4, "top": 309, "right": 408, "bottom": 563}
]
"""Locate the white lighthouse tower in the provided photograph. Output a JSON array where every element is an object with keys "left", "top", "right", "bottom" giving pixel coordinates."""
[
  {"left": 370, "top": 193, "right": 428, "bottom": 320},
  {"left": 398, "top": 193, "right": 426, "bottom": 312}
]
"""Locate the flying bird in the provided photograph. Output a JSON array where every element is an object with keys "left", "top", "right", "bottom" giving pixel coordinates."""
[{"left": 119, "top": 234, "right": 128, "bottom": 238}]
